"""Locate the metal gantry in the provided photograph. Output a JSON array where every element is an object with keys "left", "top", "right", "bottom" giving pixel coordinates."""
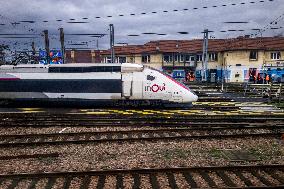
[
  {"left": 202, "top": 29, "right": 209, "bottom": 82},
  {"left": 43, "top": 30, "right": 50, "bottom": 64},
  {"left": 109, "top": 24, "right": 115, "bottom": 63},
  {"left": 59, "top": 28, "right": 65, "bottom": 64}
]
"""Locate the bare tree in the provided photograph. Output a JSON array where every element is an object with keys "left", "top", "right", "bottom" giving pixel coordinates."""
[{"left": 0, "top": 44, "right": 9, "bottom": 64}]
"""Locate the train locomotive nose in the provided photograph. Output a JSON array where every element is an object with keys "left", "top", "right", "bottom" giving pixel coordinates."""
[
  {"left": 192, "top": 93, "right": 198, "bottom": 102},
  {"left": 184, "top": 91, "right": 198, "bottom": 102}
]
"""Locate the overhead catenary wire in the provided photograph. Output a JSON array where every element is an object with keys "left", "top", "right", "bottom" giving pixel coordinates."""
[
  {"left": 0, "top": 0, "right": 277, "bottom": 41},
  {"left": 232, "top": 11, "right": 284, "bottom": 38},
  {"left": 0, "top": 0, "right": 275, "bottom": 25}
]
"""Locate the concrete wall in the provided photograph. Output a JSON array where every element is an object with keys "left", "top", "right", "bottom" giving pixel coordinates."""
[
  {"left": 149, "top": 54, "right": 163, "bottom": 69},
  {"left": 224, "top": 50, "right": 265, "bottom": 68},
  {"left": 123, "top": 55, "right": 141, "bottom": 64},
  {"left": 126, "top": 56, "right": 134, "bottom": 63}
]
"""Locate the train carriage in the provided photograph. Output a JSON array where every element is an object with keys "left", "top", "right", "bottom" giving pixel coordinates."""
[{"left": 0, "top": 63, "right": 198, "bottom": 107}]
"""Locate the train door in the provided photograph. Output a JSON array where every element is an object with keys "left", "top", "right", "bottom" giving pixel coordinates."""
[
  {"left": 131, "top": 72, "right": 143, "bottom": 99},
  {"left": 122, "top": 73, "right": 133, "bottom": 98}
]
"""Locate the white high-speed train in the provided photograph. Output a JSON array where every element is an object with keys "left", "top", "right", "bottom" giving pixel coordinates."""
[{"left": 0, "top": 63, "right": 198, "bottom": 107}]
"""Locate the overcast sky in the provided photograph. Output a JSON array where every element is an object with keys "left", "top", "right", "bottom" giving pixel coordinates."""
[{"left": 0, "top": 0, "right": 283, "bottom": 51}]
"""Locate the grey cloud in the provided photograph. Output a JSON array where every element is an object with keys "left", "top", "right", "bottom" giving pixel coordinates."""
[{"left": 0, "top": 0, "right": 283, "bottom": 51}]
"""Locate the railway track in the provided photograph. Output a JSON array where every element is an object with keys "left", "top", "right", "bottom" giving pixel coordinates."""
[
  {"left": 0, "top": 126, "right": 283, "bottom": 147},
  {"left": 1, "top": 114, "right": 283, "bottom": 148},
  {"left": 1, "top": 113, "right": 283, "bottom": 119},
  {"left": 0, "top": 165, "right": 283, "bottom": 188},
  {"left": 1, "top": 114, "right": 283, "bottom": 127},
  {"left": 1, "top": 121, "right": 282, "bottom": 129},
  {"left": 0, "top": 102, "right": 239, "bottom": 110}
]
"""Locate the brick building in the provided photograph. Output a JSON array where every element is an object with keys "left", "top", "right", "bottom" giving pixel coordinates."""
[
  {"left": 100, "top": 37, "right": 284, "bottom": 82},
  {"left": 65, "top": 50, "right": 102, "bottom": 63},
  {"left": 64, "top": 37, "right": 284, "bottom": 82}
]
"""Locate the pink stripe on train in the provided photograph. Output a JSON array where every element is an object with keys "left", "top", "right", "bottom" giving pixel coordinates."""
[{"left": 0, "top": 78, "right": 20, "bottom": 80}]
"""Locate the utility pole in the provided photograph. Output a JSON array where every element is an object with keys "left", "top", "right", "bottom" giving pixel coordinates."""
[
  {"left": 59, "top": 28, "right": 65, "bottom": 64},
  {"left": 43, "top": 30, "right": 50, "bottom": 64},
  {"left": 221, "top": 57, "right": 227, "bottom": 91},
  {"left": 31, "top": 41, "right": 36, "bottom": 64},
  {"left": 202, "top": 29, "right": 209, "bottom": 82},
  {"left": 31, "top": 41, "right": 36, "bottom": 55},
  {"left": 109, "top": 24, "right": 115, "bottom": 63}
]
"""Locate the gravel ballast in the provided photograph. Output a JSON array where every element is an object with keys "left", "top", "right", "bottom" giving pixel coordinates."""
[{"left": 0, "top": 138, "right": 283, "bottom": 174}]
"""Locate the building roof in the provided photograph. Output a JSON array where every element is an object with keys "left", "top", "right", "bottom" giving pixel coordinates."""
[
  {"left": 100, "top": 37, "right": 284, "bottom": 55},
  {"left": 65, "top": 50, "right": 103, "bottom": 63}
]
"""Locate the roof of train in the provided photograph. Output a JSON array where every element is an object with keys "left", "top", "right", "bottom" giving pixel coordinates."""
[
  {"left": 50, "top": 63, "right": 122, "bottom": 67},
  {"left": 0, "top": 63, "right": 122, "bottom": 68},
  {"left": 0, "top": 63, "right": 145, "bottom": 73}
]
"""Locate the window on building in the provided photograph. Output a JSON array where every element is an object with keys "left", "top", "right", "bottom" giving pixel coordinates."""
[
  {"left": 180, "top": 54, "right": 185, "bottom": 62},
  {"left": 174, "top": 54, "right": 179, "bottom": 62},
  {"left": 118, "top": 56, "right": 126, "bottom": 63},
  {"left": 105, "top": 57, "right": 111, "bottom": 63},
  {"left": 185, "top": 55, "right": 195, "bottom": 63},
  {"left": 185, "top": 55, "right": 190, "bottom": 62},
  {"left": 142, "top": 55, "right": 150, "bottom": 63},
  {"left": 271, "top": 52, "right": 281, "bottom": 60},
  {"left": 196, "top": 54, "right": 202, "bottom": 62},
  {"left": 129, "top": 57, "right": 134, "bottom": 62},
  {"left": 176, "top": 72, "right": 183, "bottom": 77},
  {"left": 163, "top": 54, "right": 173, "bottom": 63},
  {"left": 249, "top": 51, "right": 258, "bottom": 60},
  {"left": 209, "top": 53, "right": 218, "bottom": 61}
]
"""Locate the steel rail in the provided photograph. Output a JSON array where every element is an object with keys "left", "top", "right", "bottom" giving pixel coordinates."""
[
  {"left": 0, "top": 105, "right": 240, "bottom": 111},
  {"left": 0, "top": 120, "right": 282, "bottom": 129},
  {"left": 1, "top": 164, "right": 283, "bottom": 178},
  {"left": 1, "top": 125, "right": 283, "bottom": 139},
  {"left": 0, "top": 129, "right": 282, "bottom": 148},
  {"left": 1, "top": 116, "right": 284, "bottom": 122},
  {"left": 0, "top": 165, "right": 283, "bottom": 189}
]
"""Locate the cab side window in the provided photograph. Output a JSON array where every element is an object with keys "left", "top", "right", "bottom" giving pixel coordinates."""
[{"left": 147, "top": 75, "right": 155, "bottom": 81}]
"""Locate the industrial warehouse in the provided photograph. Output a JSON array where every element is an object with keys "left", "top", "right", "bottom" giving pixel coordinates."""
[{"left": 0, "top": 0, "right": 284, "bottom": 188}]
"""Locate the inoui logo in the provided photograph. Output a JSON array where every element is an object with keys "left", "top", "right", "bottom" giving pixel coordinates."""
[{"left": 145, "top": 83, "right": 166, "bottom": 92}]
